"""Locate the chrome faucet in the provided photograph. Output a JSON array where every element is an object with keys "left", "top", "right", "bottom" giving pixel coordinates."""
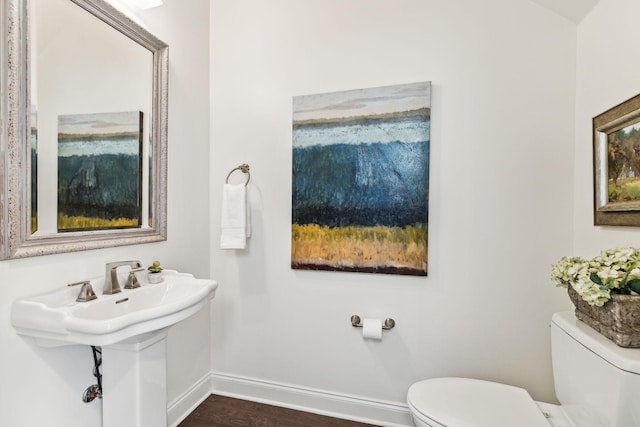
[{"left": 103, "top": 260, "right": 142, "bottom": 295}]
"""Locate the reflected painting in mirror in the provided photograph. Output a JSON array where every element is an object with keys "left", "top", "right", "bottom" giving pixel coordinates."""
[{"left": 57, "top": 111, "right": 143, "bottom": 232}]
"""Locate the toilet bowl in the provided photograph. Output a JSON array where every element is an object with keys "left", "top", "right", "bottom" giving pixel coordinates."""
[
  {"left": 407, "top": 378, "right": 562, "bottom": 427},
  {"left": 407, "top": 310, "right": 640, "bottom": 427}
]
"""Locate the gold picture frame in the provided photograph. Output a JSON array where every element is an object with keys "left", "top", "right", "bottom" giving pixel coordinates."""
[{"left": 594, "top": 93, "right": 640, "bottom": 226}]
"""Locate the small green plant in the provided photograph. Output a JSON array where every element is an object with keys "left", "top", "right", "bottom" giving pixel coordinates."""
[{"left": 148, "top": 260, "right": 163, "bottom": 273}]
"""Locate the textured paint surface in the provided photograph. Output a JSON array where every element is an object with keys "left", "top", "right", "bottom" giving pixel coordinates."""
[{"left": 292, "top": 82, "right": 430, "bottom": 275}]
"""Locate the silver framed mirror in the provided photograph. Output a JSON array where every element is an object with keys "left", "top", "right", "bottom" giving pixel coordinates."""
[{"left": 1, "top": 0, "right": 168, "bottom": 259}]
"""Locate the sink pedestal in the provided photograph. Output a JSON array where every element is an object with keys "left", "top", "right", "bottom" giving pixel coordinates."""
[
  {"left": 10, "top": 271, "right": 218, "bottom": 426},
  {"left": 102, "top": 329, "right": 168, "bottom": 427}
]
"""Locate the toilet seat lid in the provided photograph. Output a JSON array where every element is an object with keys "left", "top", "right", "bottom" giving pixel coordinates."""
[{"left": 407, "top": 378, "right": 550, "bottom": 427}]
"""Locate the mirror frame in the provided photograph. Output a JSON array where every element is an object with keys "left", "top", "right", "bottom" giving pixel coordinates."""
[{"left": 1, "top": 0, "right": 168, "bottom": 259}]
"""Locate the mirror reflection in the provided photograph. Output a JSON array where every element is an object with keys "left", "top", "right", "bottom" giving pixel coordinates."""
[
  {"left": 31, "top": 0, "right": 152, "bottom": 234},
  {"left": 1, "top": 0, "right": 168, "bottom": 259}
]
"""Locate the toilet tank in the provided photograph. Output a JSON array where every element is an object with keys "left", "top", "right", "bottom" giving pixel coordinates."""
[{"left": 551, "top": 311, "right": 640, "bottom": 427}]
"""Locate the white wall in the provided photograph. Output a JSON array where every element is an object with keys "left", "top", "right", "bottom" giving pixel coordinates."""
[
  {"left": 574, "top": 0, "right": 640, "bottom": 254},
  {"left": 0, "top": 1, "right": 211, "bottom": 426},
  {"left": 209, "top": 0, "right": 576, "bottom": 421}
]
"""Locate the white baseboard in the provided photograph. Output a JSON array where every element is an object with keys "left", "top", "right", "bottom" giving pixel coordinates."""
[
  {"left": 210, "top": 372, "right": 413, "bottom": 427},
  {"left": 167, "top": 373, "right": 212, "bottom": 427}
]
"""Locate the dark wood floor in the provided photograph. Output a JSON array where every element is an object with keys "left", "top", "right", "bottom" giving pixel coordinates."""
[{"left": 178, "top": 394, "right": 382, "bottom": 427}]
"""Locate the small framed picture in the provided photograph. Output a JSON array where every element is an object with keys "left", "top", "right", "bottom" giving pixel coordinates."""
[{"left": 593, "top": 93, "right": 640, "bottom": 226}]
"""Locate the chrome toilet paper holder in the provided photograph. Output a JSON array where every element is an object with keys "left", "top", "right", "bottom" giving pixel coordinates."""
[{"left": 350, "top": 315, "right": 395, "bottom": 330}]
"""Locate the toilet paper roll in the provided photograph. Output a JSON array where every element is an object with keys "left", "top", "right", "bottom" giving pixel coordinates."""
[{"left": 362, "top": 318, "right": 383, "bottom": 340}]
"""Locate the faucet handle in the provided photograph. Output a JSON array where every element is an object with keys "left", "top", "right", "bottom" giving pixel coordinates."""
[
  {"left": 68, "top": 281, "right": 97, "bottom": 302},
  {"left": 124, "top": 268, "right": 146, "bottom": 289}
]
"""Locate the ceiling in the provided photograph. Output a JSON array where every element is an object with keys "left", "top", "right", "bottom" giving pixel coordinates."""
[{"left": 529, "top": 0, "right": 600, "bottom": 23}]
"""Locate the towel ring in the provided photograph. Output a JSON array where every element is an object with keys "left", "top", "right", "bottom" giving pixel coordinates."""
[{"left": 225, "top": 163, "right": 250, "bottom": 186}]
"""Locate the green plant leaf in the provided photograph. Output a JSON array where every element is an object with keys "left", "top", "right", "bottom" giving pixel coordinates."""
[
  {"left": 590, "top": 272, "right": 604, "bottom": 286},
  {"left": 628, "top": 279, "right": 640, "bottom": 294}
]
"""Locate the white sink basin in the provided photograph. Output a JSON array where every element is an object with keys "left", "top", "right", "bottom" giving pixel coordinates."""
[{"left": 11, "top": 270, "right": 218, "bottom": 347}]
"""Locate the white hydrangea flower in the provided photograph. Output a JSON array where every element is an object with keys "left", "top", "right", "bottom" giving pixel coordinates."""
[
  {"left": 572, "top": 277, "right": 611, "bottom": 307},
  {"left": 551, "top": 247, "right": 640, "bottom": 306},
  {"left": 551, "top": 256, "right": 586, "bottom": 288},
  {"left": 594, "top": 265, "right": 622, "bottom": 288}
]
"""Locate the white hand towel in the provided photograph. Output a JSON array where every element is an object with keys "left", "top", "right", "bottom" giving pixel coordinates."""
[
  {"left": 220, "top": 183, "right": 248, "bottom": 249},
  {"left": 245, "top": 186, "right": 252, "bottom": 238}
]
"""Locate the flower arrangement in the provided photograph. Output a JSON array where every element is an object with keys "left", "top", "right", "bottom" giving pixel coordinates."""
[
  {"left": 551, "top": 247, "right": 640, "bottom": 306},
  {"left": 148, "top": 260, "right": 163, "bottom": 274}
]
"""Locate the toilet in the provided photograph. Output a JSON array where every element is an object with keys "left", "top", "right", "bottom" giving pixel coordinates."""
[{"left": 407, "top": 310, "right": 640, "bottom": 427}]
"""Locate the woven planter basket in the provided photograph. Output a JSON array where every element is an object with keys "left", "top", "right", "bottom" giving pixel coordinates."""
[{"left": 568, "top": 286, "right": 640, "bottom": 348}]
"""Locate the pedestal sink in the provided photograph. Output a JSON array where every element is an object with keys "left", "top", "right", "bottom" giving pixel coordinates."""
[{"left": 11, "top": 270, "right": 218, "bottom": 427}]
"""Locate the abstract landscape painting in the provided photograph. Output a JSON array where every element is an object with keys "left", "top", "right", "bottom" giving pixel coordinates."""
[
  {"left": 292, "top": 82, "right": 431, "bottom": 276},
  {"left": 58, "top": 111, "right": 143, "bottom": 231}
]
